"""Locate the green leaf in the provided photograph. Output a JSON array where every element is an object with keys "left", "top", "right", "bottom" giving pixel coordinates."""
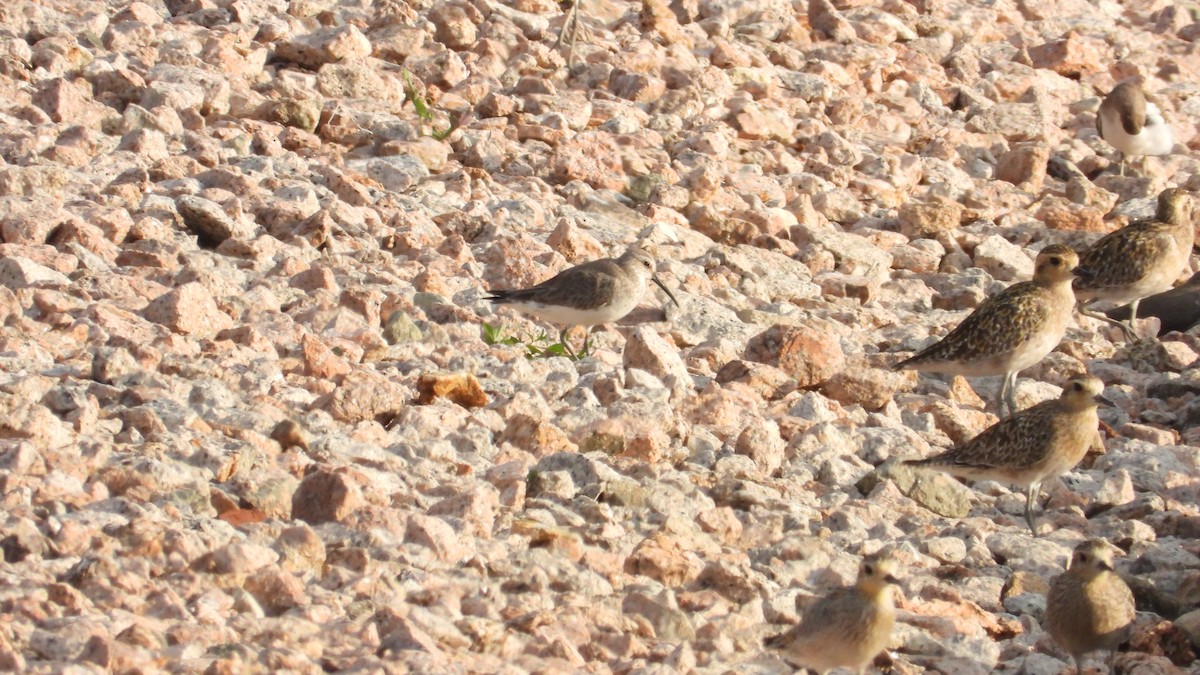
[{"left": 402, "top": 71, "right": 434, "bottom": 123}]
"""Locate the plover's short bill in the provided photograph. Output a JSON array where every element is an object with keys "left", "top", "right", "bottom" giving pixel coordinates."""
[
  {"left": 1044, "top": 539, "right": 1135, "bottom": 675},
  {"left": 485, "top": 246, "right": 679, "bottom": 358},
  {"left": 893, "top": 244, "right": 1090, "bottom": 416},
  {"left": 1096, "top": 81, "right": 1174, "bottom": 175},
  {"left": 765, "top": 552, "right": 900, "bottom": 675},
  {"left": 1074, "top": 187, "right": 1196, "bottom": 341},
  {"left": 902, "top": 375, "right": 1108, "bottom": 535}
]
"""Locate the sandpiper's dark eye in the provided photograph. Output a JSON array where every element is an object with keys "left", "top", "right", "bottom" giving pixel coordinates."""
[
  {"left": 1050, "top": 257, "right": 1061, "bottom": 266},
  {"left": 1079, "top": 553, "right": 1088, "bottom": 563},
  {"left": 864, "top": 564, "right": 874, "bottom": 575},
  {"left": 1073, "top": 382, "right": 1083, "bottom": 392}
]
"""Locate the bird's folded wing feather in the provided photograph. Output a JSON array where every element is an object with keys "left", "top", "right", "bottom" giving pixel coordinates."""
[
  {"left": 1077, "top": 225, "right": 1175, "bottom": 290},
  {"left": 933, "top": 410, "right": 1056, "bottom": 470},
  {"left": 908, "top": 283, "right": 1049, "bottom": 362},
  {"left": 501, "top": 259, "right": 619, "bottom": 305}
]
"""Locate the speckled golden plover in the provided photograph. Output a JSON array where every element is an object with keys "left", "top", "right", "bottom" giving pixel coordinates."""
[
  {"left": 893, "top": 244, "right": 1090, "bottom": 416},
  {"left": 1044, "top": 539, "right": 1135, "bottom": 675},
  {"left": 1074, "top": 187, "right": 1196, "bottom": 341},
  {"left": 1096, "top": 81, "right": 1174, "bottom": 175},
  {"left": 485, "top": 246, "right": 679, "bottom": 358},
  {"left": 901, "top": 375, "right": 1107, "bottom": 535},
  {"left": 765, "top": 552, "right": 900, "bottom": 675}
]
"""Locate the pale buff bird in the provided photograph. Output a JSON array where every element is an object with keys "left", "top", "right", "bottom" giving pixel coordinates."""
[
  {"left": 902, "top": 375, "right": 1108, "bottom": 535},
  {"left": 1074, "top": 188, "right": 1196, "bottom": 341},
  {"left": 894, "top": 244, "right": 1092, "bottom": 416},
  {"left": 765, "top": 553, "right": 900, "bottom": 675},
  {"left": 1096, "top": 82, "right": 1174, "bottom": 176},
  {"left": 1044, "top": 539, "right": 1135, "bottom": 674},
  {"left": 484, "top": 246, "right": 679, "bottom": 358}
]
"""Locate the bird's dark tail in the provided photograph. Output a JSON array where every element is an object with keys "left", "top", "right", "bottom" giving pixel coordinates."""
[
  {"left": 484, "top": 290, "right": 512, "bottom": 303},
  {"left": 763, "top": 631, "right": 787, "bottom": 649}
]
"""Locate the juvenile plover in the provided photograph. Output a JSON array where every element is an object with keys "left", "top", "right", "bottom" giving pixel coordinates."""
[
  {"left": 894, "top": 244, "right": 1090, "bottom": 416},
  {"left": 765, "top": 552, "right": 901, "bottom": 675},
  {"left": 1074, "top": 187, "right": 1196, "bottom": 341},
  {"left": 1044, "top": 539, "right": 1135, "bottom": 675},
  {"left": 902, "top": 375, "right": 1108, "bottom": 535}
]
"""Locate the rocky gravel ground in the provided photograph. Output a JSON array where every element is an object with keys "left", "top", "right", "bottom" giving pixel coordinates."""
[{"left": 3, "top": 0, "right": 1200, "bottom": 672}]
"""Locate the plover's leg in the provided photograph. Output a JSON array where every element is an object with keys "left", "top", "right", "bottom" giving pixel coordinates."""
[
  {"left": 1080, "top": 304, "right": 1139, "bottom": 342},
  {"left": 1024, "top": 482, "right": 1042, "bottom": 536},
  {"left": 1126, "top": 298, "right": 1143, "bottom": 340},
  {"left": 1117, "top": 151, "right": 1126, "bottom": 176},
  {"left": 998, "top": 371, "right": 1018, "bottom": 417}
]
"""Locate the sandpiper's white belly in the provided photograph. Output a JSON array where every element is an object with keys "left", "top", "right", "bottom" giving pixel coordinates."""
[
  {"left": 1100, "top": 104, "right": 1174, "bottom": 157},
  {"left": 505, "top": 290, "right": 644, "bottom": 327}
]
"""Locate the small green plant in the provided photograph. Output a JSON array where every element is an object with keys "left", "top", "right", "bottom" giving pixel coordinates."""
[
  {"left": 402, "top": 71, "right": 456, "bottom": 141},
  {"left": 482, "top": 323, "right": 583, "bottom": 360}
]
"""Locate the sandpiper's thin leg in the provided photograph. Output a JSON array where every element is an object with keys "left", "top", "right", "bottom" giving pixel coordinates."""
[
  {"left": 1025, "top": 482, "right": 1042, "bottom": 536},
  {"left": 580, "top": 327, "right": 593, "bottom": 357},
  {"left": 1117, "top": 151, "right": 1126, "bottom": 176},
  {"left": 558, "top": 326, "right": 579, "bottom": 360}
]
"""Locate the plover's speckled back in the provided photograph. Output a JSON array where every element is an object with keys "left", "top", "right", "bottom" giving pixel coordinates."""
[
  {"left": 765, "top": 552, "right": 900, "bottom": 675},
  {"left": 485, "top": 246, "right": 679, "bottom": 357},
  {"left": 893, "top": 244, "right": 1088, "bottom": 416},
  {"left": 1074, "top": 188, "right": 1196, "bottom": 341},
  {"left": 902, "top": 375, "right": 1107, "bottom": 535},
  {"left": 1096, "top": 82, "right": 1174, "bottom": 175},
  {"left": 1044, "top": 539, "right": 1135, "bottom": 675}
]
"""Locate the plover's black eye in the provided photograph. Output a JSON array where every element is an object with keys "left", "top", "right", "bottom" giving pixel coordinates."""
[
  {"left": 1073, "top": 382, "right": 1083, "bottom": 392},
  {"left": 864, "top": 564, "right": 874, "bottom": 575},
  {"left": 1049, "top": 257, "right": 1061, "bottom": 266},
  {"left": 1079, "top": 553, "right": 1088, "bottom": 563}
]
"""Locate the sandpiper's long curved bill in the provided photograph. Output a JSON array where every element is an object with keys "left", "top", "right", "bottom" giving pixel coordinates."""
[{"left": 651, "top": 275, "right": 680, "bottom": 307}]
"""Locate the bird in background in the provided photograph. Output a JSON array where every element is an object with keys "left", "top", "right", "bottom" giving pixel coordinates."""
[
  {"left": 1074, "top": 187, "right": 1196, "bottom": 342},
  {"left": 893, "top": 244, "right": 1091, "bottom": 417},
  {"left": 485, "top": 245, "right": 679, "bottom": 359},
  {"left": 1044, "top": 539, "right": 1136, "bottom": 675},
  {"left": 1096, "top": 81, "right": 1175, "bottom": 176},
  {"left": 901, "top": 375, "right": 1108, "bottom": 535},
  {"left": 765, "top": 552, "right": 901, "bottom": 675}
]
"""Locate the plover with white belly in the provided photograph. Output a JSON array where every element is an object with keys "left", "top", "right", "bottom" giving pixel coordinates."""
[{"left": 1096, "top": 81, "right": 1174, "bottom": 175}]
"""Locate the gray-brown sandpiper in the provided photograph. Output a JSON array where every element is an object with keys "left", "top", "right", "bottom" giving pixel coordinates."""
[{"left": 485, "top": 246, "right": 679, "bottom": 357}]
